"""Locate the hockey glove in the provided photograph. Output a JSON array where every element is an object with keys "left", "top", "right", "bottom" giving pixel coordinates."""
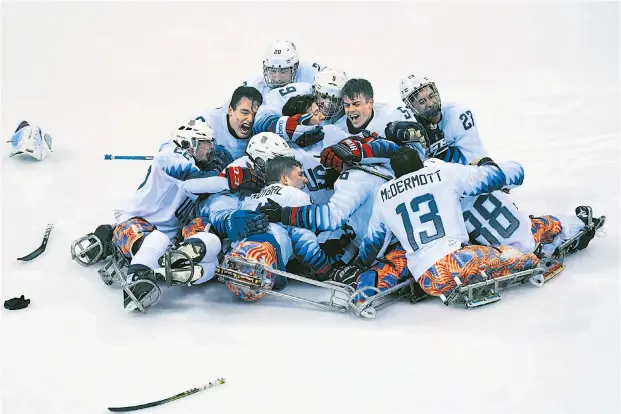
[
  {"left": 332, "top": 265, "right": 364, "bottom": 286},
  {"left": 224, "top": 210, "right": 270, "bottom": 242},
  {"left": 385, "top": 121, "right": 429, "bottom": 148},
  {"left": 257, "top": 198, "right": 283, "bottom": 223},
  {"left": 279, "top": 113, "right": 325, "bottom": 147},
  {"left": 4, "top": 295, "right": 31, "bottom": 310},
  {"left": 224, "top": 166, "right": 264, "bottom": 194},
  {"left": 319, "top": 138, "right": 371, "bottom": 172}
]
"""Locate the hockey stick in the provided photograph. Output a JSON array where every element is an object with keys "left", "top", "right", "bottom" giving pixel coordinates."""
[
  {"left": 350, "top": 164, "right": 392, "bottom": 181},
  {"left": 107, "top": 378, "right": 225, "bottom": 412},
  {"left": 104, "top": 154, "right": 154, "bottom": 160},
  {"left": 17, "top": 224, "right": 54, "bottom": 261}
]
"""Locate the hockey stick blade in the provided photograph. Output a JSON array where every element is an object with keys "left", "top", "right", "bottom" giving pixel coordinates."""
[
  {"left": 17, "top": 224, "right": 54, "bottom": 261},
  {"left": 108, "top": 378, "right": 225, "bottom": 412}
]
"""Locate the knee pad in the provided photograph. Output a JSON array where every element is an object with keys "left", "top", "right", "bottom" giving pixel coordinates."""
[
  {"left": 113, "top": 217, "right": 156, "bottom": 258},
  {"left": 131, "top": 230, "right": 171, "bottom": 269},
  {"left": 187, "top": 232, "right": 222, "bottom": 263}
]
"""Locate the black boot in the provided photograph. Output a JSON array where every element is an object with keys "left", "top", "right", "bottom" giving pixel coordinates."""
[
  {"left": 123, "top": 264, "right": 159, "bottom": 311},
  {"left": 552, "top": 206, "right": 605, "bottom": 260}
]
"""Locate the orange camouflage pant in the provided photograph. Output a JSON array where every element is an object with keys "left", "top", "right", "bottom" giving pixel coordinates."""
[
  {"left": 531, "top": 215, "right": 562, "bottom": 245},
  {"left": 418, "top": 245, "right": 539, "bottom": 296}
]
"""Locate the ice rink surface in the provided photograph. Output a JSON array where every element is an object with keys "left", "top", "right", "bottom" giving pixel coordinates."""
[{"left": 1, "top": 2, "right": 619, "bottom": 413}]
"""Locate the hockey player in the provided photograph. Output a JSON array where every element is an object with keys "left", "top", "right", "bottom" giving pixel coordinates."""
[
  {"left": 242, "top": 40, "right": 322, "bottom": 99},
  {"left": 353, "top": 147, "right": 539, "bottom": 301},
  {"left": 225, "top": 156, "right": 335, "bottom": 301},
  {"left": 255, "top": 67, "right": 349, "bottom": 125},
  {"left": 192, "top": 85, "right": 263, "bottom": 160},
  {"left": 8, "top": 121, "right": 53, "bottom": 161},
  {"left": 397, "top": 73, "right": 605, "bottom": 259},
  {"left": 71, "top": 120, "right": 266, "bottom": 311}
]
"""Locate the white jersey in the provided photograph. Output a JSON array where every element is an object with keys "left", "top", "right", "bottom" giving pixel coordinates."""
[
  {"left": 239, "top": 183, "right": 311, "bottom": 264},
  {"left": 361, "top": 159, "right": 506, "bottom": 281},
  {"left": 424, "top": 101, "right": 489, "bottom": 165},
  {"left": 192, "top": 104, "right": 249, "bottom": 161},
  {"left": 242, "top": 61, "right": 322, "bottom": 100},
  {"left": 113, "top": 142, "right": 224, "bottom": 239},
  {"left": 461, "top": 190, "right": 535, "bottom": 254}
]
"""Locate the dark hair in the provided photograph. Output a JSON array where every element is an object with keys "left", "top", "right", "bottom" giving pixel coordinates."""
[
  {"left": 390, "top": 147, "right": 424, "bottom": 178},
  {"left": 282, "top": 94, "right": 315, "bottom": 117},
  {"left": 266, "top": 156, "right": 302, "bottom": 183},
  {"left": 230, "top": 86, "right": 263, "bottom": 110},
  {"left": 342, "top": 79, "right": 374, "bottom": 102}
]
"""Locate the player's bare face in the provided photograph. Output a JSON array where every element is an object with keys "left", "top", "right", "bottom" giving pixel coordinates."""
[
  {"left": 283, "top": 166, "right": 308, "bottom": 189},
  {"left": 343, "top": 94, "right": 374, "bottom": 128},
  {"left": 306, "top": 103, "right": 325, "bottom": 125},
  {"left": 228, "top": 97, "right": 259, "bottom": 139}
]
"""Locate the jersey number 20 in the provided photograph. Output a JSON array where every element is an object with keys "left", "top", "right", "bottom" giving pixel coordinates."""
[{"left": 395, "top": 193, "right": 446, "bottom": 252}]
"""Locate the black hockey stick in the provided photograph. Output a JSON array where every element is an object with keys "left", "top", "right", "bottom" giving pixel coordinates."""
[
  {"left": 17, "top": 224, "right": 54, "bottom": 261},
  {"left": 108, "top": 378, "right": 225, "bottom": 412}
]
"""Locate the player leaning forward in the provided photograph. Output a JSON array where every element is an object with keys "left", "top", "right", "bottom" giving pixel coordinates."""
[
  {"left": 71, "top": 120, "right": 265, "bottom": 311},
  {"left": 355, "top": 147, "right": 541, "bottom": 301}
]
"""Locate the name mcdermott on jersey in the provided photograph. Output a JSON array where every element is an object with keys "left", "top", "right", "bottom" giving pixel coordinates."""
[{"left": 381, "top": 170, "right": 442, "bottom": 202}]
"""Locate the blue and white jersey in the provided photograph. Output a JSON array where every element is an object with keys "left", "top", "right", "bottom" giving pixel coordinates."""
[
  {"left": 357, "top": 159, "right": 506, "bottom": 281},
  {"left": 422, "top": 101, "right": 489, "bottom": 165},
  {"left": 239, "top": 183, "right": 312, "bottom": 264},
  {"left": 460, "top": 161, "right": 536, "bottom": 253},
  {"left": 284, "top": 164, "right": 394, "bottom": 248},
  {"left": 113, "top": 141, "right": 223, "bottom": 238},
  {"left": 242, "top": 61, "right": 322, "bottom": 100}
]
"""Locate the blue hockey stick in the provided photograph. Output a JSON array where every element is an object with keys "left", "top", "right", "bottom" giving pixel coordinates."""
[{"left": 104, "top": 154, "right": 153, "bottom": 160}]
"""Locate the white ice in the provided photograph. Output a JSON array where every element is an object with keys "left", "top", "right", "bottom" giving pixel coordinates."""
[{"left": 1, "top": 2, "right": 619, "bottom": 414}]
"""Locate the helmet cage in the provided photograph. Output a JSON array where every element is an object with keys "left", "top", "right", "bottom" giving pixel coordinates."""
[{"left": 403, "top": 82, "right": 442, "bottom": 120}]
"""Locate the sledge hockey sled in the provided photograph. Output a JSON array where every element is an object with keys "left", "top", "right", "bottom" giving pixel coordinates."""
[
  {"left": 71, "top": 237, "right": 200, "bottom": 312},
  {"left": 216, "top": 255, "right": 415, "bottom": 319},
  {"left": 439, "top": 258, "right": 566, "bottom": 309}
]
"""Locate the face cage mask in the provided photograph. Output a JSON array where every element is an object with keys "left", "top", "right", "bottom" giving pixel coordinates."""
[
  {"left": 263, "top": 63, "right": 299, "bottom": 88},
  {"left": 404, "top": 83, "right": 442, "bottom": 121},
  {"left": 314, "top": 92, "right": 344, "bottom": 123}
]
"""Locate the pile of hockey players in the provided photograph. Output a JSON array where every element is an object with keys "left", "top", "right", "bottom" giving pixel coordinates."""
[{"left": 18, "top": 39, "right": 599, "bottom": 317}]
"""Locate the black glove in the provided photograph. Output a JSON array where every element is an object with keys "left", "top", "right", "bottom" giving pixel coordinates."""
[
  {"left": 203, "top": 146, "right": 233, "bottom": 172},
  {"left": 385, "top": 121, "right": 430, "bottom": 147},
  {"left": 224, "top": 166, "right": 264, "bottom": 194},
  {"left": 422, "top": 122, "right": 445, "bottom": 146},
  {"left": 332, "top": 265, "right": 365, "bottom": 286},
  {"left": 257, "top": 198, "right": 284, "bottom": 223},
  {"left": 320, "top": 239, "right": 346, "bottom": 258},
  {"left": 4, "top": 295, "right": 31, "bottom": 310},
  {"left": 323, "top": 168, "right": 340, "bottom": 189}
]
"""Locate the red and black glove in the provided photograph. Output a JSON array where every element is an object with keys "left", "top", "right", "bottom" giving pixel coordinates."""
[
  {"left": 319, "top": 137, "right": 372, "bottom": 172},
  {"left": 223, "top": 166, "right": 264, "bottom": 194},
  {"left": 282, "top": 113, "right": 325, "bottom": 147}
]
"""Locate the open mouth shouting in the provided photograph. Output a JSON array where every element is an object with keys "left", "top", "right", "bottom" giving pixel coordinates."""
[{"left": 239, "top": 122, "right": 252, "bottom": 136}]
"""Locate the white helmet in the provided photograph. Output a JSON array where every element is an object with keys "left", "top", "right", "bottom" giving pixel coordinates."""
[
  {"left": 172, "top": 119, "right": 216, "bottom": 159},
  {"left": 399, "top": 73, "right": 442, "bottom": 120},
  {"left": 246, "top": 132, "right": 294, "bottom": 170},
  {"left": 313, "top": 67, "right": 348, "bottom": 122},
  {"left": 263, "top": 40, "right": 300, "bottom": 88},
  {"left": 9, "top": 122, "right": 53, "bottom": 161}
]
